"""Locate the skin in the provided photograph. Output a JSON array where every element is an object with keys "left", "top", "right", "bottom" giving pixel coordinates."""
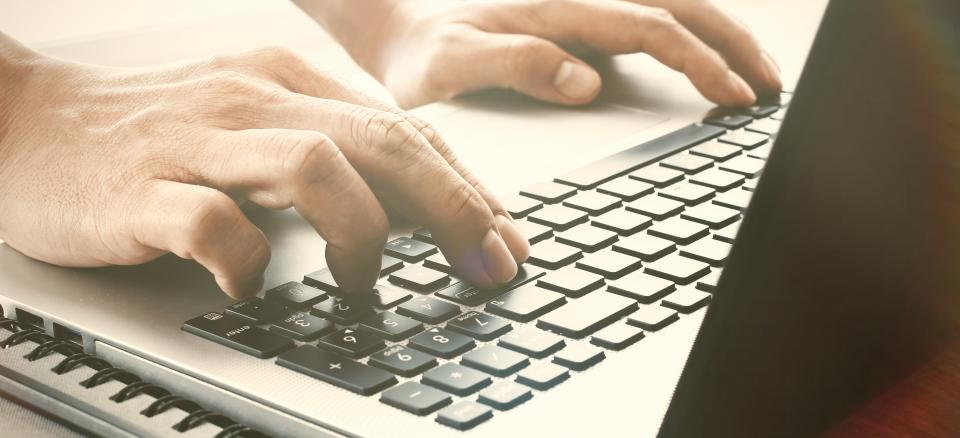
[{"left": 0, "top": 0, "right": 779, "bottom": 299}]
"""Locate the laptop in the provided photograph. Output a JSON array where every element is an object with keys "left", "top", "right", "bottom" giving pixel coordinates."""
[{"left": 1, "top": 0, "right": 958, "bottom": 436}]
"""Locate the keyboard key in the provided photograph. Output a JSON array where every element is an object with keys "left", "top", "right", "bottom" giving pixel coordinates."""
[
  {"left": 555, "top": 224, "right": 619, "bottom": 252},
  {"left": 499, "top": 326, "right": 566, "bottom": 358},
  {"left": 486, "top": 285, "right": 566, "bottom": 322},
  {"left": 746, "top": 118, "right": 781, "bottom": 135},
  {"left": 397, "top": 296, "right": 460, "bottom": 324},
  {"left": 771, "top": 107, "right": 788, "bottom": 120},
  {"left": 648, "top": 217, "right": 710, "bottom": 244},
  {"left": 630, "top": 166, "right": 684, "bottom": 187},
  {"left": 680, "top": 238, "right": 732, "bottom": 266},
  {"left": 553, "top": 343, "right": 605, "bottom": 370},
  {"left": 713, "top": 221, "right": 741, "bottom": 243},
  {"left": 527, "top": 240, "right": 582, "bottom": 269},
  {"left": 592, "top": 210, "right": 652, "bottom": 235},
  {"left": 660, "top": 153, "right": 713, "bottom": 173},
  {"left": 591, "top": 322, "right": 645, "bottom": 350},
  {"left": 697, "top": 269, "right": 722, "bottom": 292},
  {"left": 436, "top": 400, "right": 493, "bottom": 431},
  {"left": 576, "top": 250, "right": 643, "bottom": 279},
  {"left": 597, "top": 177, "right": 654, "bottom": 201},
  {"left": 537, "top": 292, "right": 637, "bottom": 338},
  {"left": 612, "top": 234, "right": 676, "bottom": 261},
  {"left": 626, "top": 305, "right": 679, "bottom": 331},
  {"left": 318, "top": 328, "right": 385, "bottom": 359},
  {"left": 562, "top": 191, "right": 622, "bottom": 215},
  {"left": 369, "top": 345, "right": 438, "bottom": 377},
  {"left": 516, "top": 361, "right": 569, "bottom": 390},
  {"left": 224, "top": 298, "right": 285, "bottom": 324},
  {"left": 412, "top": 228, "right": 434, "bottom": 244},
  {"left": 302, "top": 268, "right": 339, "bottom": 292},
  {"left": 520, "top": 181, "right": 576, "bottom": 203},
  {"left": 422, "top": 363, "right": 491, "bottom": 396},
  {"left": 719, "top": 155, "right": 765, "bottom": 177},
  {"left": 659, "top": 182, "right": 715, "bottom": 205},
  {"left": 380, "top": 382, "right": 451, "bottom": 416},
  {"left": 516, "top": 220, "right": 553, "bottom": 244},
  {"left": 690, "top": 141, "right": 742, "bottom": 161},
  {"left": 277, "top": 346, "right": 396, "bottom": 395},
  {"left": 358, "top": 311, "right": 423, "bottom": 341},
  {"left": 384, "top": 237, "right": 437, "bottom": 263},
  {"left": 408, "top": 327, "right": 475, "bottom": 359},
  {"left": 264, "top": 282, "right": 326, "bottom": 308},
  {"left": 748, "top": 144, "right": 772, "bottom": 160},
  {"left": 478, "top": 381, "right": 533, "bottom": 410},
  {"left": 719, "top": 129, "right": 768, "bottom": 149},
  {"left": 537, "top": 266, "right": 604, "bottom": 298},
  {"left": 183, "top": 313, "right": 293, "bottom": 359},
  {"left": 681, "top": 203, "right": 741, "bottom": 229},
  {"left": 370, "top": 283, "right": 412, "bottom": 308},
  {"left": 645, "top": 254, "right": 711, "bottom": 284},
  {"left": 270, "top": 311, "right": 335, "bottom": 342},
  {"left": 713, "top": 187, "right": 754, "bottom": 211},
  {"left": 741, "top": 104, "right": 779, "bottom": 118},
  {"left": 527, "top": 205, "right": 589, "bottom": 231},
  {"left": 311, "top": 295, "right": 376, "bottom": 325},
  {"left": 742, "top": 178, "right": 758, "bottom": 191},
  {"left": 703, "top": 112, "right": 753, "bottom": 129},
  {"left": 662, "top": 287, "right": 712, "bottom": 313},
  {"left": 626, "top": 195, "right": 684, "bottom": 220},
  {"left": 380, "top": 254, "right": 405, "bottom": 276},
  {"left": 435, "top": 264, "right": 545, "bottom": 306},
  {"left": 462, "top": 345, "right": 530, "bottom": 377},
  {"left": 689, "top": 168, "right": 745, "bottom": 191},
  {"left": 446, "top": 311, "right": 512, "bottom": 341},
  {"left": 388, "top": 265, "right": 450, "bottom": 292},
  {"left": 504, "top": 195, "right": 543, "bottom": 218},
  {"left": 607, "top": 271, "right": 676, "bottom": 304}
]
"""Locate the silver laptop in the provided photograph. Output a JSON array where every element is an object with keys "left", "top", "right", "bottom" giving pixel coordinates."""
[{"left": 2, "top": 0, "right": 958, "bottom": 436}]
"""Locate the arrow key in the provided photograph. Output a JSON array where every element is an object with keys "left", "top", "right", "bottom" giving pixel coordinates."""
[{"left": 384, "top": 237, "right": 437, "bottom": 262}]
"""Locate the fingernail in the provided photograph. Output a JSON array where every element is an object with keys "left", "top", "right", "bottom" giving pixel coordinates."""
[
  {"left": 727, "top": 71, "right": 757, "bottom": 105},
  {"left": 762, "top": 52, "right": 783, "bottom": 91},
  {"left": 554, "top": 60, "right": 602, "bottom": 100},
  {"left": 480, "top": 225, "right": 519, "bottom": 284},
  {"left": 495, "top": 214, "right": 530, "bottom": 263}
]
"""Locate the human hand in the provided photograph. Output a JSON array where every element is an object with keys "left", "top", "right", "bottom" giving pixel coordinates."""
[
  {"left": 307, "top": 0, "right": 781, "bottom": 108},
  {"left": 0, "top": 35, "right": 529, "bottom": 299}
]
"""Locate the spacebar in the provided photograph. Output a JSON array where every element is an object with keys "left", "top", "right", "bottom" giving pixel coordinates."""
[{"left": 554, "top": 123, "right": 726, "bottom": 189}]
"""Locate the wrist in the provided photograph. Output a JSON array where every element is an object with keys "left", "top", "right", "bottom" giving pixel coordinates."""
[{"left": 0, "top": 34, "right": 40, "bottom": 144}]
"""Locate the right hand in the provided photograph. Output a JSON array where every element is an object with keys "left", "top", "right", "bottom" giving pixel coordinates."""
[{"left": 0, "top": 36, "right": 529, "bottom": 299}]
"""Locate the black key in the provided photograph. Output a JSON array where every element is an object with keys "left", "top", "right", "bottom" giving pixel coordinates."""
[
  {"left": 689, "top": 168, "right": 745, "bottom": 191},
  {"left": 661, "top": 288, "right": 712, "bottom": 313},
  {"left": 397, "top": 296, "right": 460, "bottom": 324},
  {"left": 276, "top": 345, "right": 396, "bottom": 395},
  {"left": 576, "top": 250, "right": 643, "bottom": 279},
  {"left": 719, "top": 130, "right": 768, "bottom": 149},
  {"left": 435, "top": 264, "right": 545, "bottom": 306},
  {"left": 592, "top": 210, "right": 652, "bottom": 236},
  {"left": 302, "top": 268, "right": 338, "bottom": 292},
  {"left": 562, "top": 191, "right": 622, "bottom": 215},
  {"left": 537, "top": 292, "right": 637, "bottom": 338},
  {"left": 462, "top": 345, "right": 530, "bottom": 377},
  {"left": 478, "top": 381, "right": 533, "bottom": 410},
  {"left": 741, "top": 104, "right": 779, "bottom": 118},
  {"left": 389, "top": 265, "right": 450, "bottom": 292},
  {"left": 369, "top": 345, "right": 438, "bottom": 377},
  {"left": 498, "top": 326, "right": 566, "bottom": 358},
  {"left": 626, "top": 195, "right": 684, "bottom": 220},
  {"left": 555, "top": 224, "right": 619, "bottom": 252},
  {"left": 408, "top": 327, "right": 475, "bottom": 358},
  {"left": 504, "top": 194, "right": 543, "bottom": 218},
  {"left": 380, "top": 254, "right": 405, "bottom": 277},
  {"left": 612, "top": 233, "right": 676, "bottom": 261},
  {"left": 713, "top": 221, "right": 741, "bottom": 243},
  {"left": 270, "top": 311, "right": 335, "bottom": 341},
  {"left": 370, "top": 283, "right": 412, "bottom": 308},
  {"left": 553, "top": 343, "right": 606, "bottom": 370},
  {"left": 224, "top": 298, "right": 285, "bottom": 324},
  {"left": 412, "top": 228, "right": 434, "bottom": 244},
  {"left": 597, "top": 177, "right": 654, "bottom": 201},
  {"left": 659, "top": 182, "right": 715, "bottom": 205},
  {"left": 697, "top": 270, "right": 722, "bottom": 292},
  {"left": 591, "top": 322, "right": 645, "bottom": 350},
  {"left": 380, "top": 382, "right": 451, "bottom": 416},
  {"left": 485, "top": 285, "right": 566, "bottom": 322},
  {"left": 704, "top": 112, "right": 753, "bottom": 129},
  {"left": 423, "top": 363, "right": 491, "bottom": 396},
  {"left": 660, "top": 153, "right": 713, "bottom": 173},
  {"left": 516, "top": 220, "right": 553, "bottom": 244},
  {"left": 311, "top": 295, "right": 376, "bottom": 325},
  {"left": 384, "top": 237, "right": 438, "bottom": 263},
  {"left": 516, "top": 362, "right": 570, "bottom": 390},
  {"left": 423, "top": 252, "right": 452, "bottom": 274},
  {"left": 713, "top": 188, "right": 753, "bottom": 211},
  {"left": 627, "top": 305, "right": 679, "bottom": 331},
  {"left": 719, "top": 155, "right": 765, "bottom": 177},
  {"left": 607, "top": 271, "right": 676, "bottom": 304},
  {"left": 746, "top": 118, "right": 781, "bottom": 135},
  {"left": 537, "top": 266, "right": 605, "bottom": 298},
  {"left": 317, "top": 328, "right": 385, "bottom": 359},
  {"left": 555, "top": 123, "right": 725, "bottom": 189},
  {"left": 183, "top": 313, "right": 293, "bottom": 359},
  {"left": 436, "top": 400, "right": 494, "bottom": 431},
  {"left": 680, "top": 238, "right": 732, "bottom": 266},
  {"left": 358, "top": 311, "right": 423, "bottom": 341},
  {"left": 446, "top": 311, "right": 512, "bottom": 341},
  {"left": 690, "top": 141, "right": 742, "bottom": 161},
  {"left": 527, "top": 205, "right": 589, "bottom": 231},
  {"left": 630, "top": 166, "right": 684, "bottom": 188},
  {"left": 648, "top": 217, "right": 710, "bottom": 244},
  {"left": 264, "top": 282, "right": 326, "bottom": 308},
  {"left": 527, "top": 240, "right": 582, "bottom": 269},
  {"left": 645, "top": 254, "right": 711, "bottom": 284},
  {"left": 520, "top": 181, "right": 577, "bottom": 203}
]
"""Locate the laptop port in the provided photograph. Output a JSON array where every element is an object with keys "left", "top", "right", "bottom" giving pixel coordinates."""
[
  {"left": 15, "top": 308, "right": 44, "bottom": 329},
  {"left": 53, "top": 323, "right": 83, "bottom": 346}
]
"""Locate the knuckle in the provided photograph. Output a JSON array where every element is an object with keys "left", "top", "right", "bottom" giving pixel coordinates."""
[
  {"left": 445, "top": 182, "right": 488, "bottom": 225},
  {"left": 198, "top": 71, "right": 258, "bottom": 95},
  {"left": 361, "top": 112, "right": 425, "bottom": 164},
  {"left": 282, "top": 134, "right": 343, "bottom": 190},
  {"left": 252, "top": 45, "right": 303, "bottom": 66},
  {"left": 181, "top": 190, "right": 238, "bottom": 252}
]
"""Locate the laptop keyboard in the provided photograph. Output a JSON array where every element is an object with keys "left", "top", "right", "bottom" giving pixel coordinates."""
[{"left": 182, "top": 97, "right": 787, "bottom": 430}]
